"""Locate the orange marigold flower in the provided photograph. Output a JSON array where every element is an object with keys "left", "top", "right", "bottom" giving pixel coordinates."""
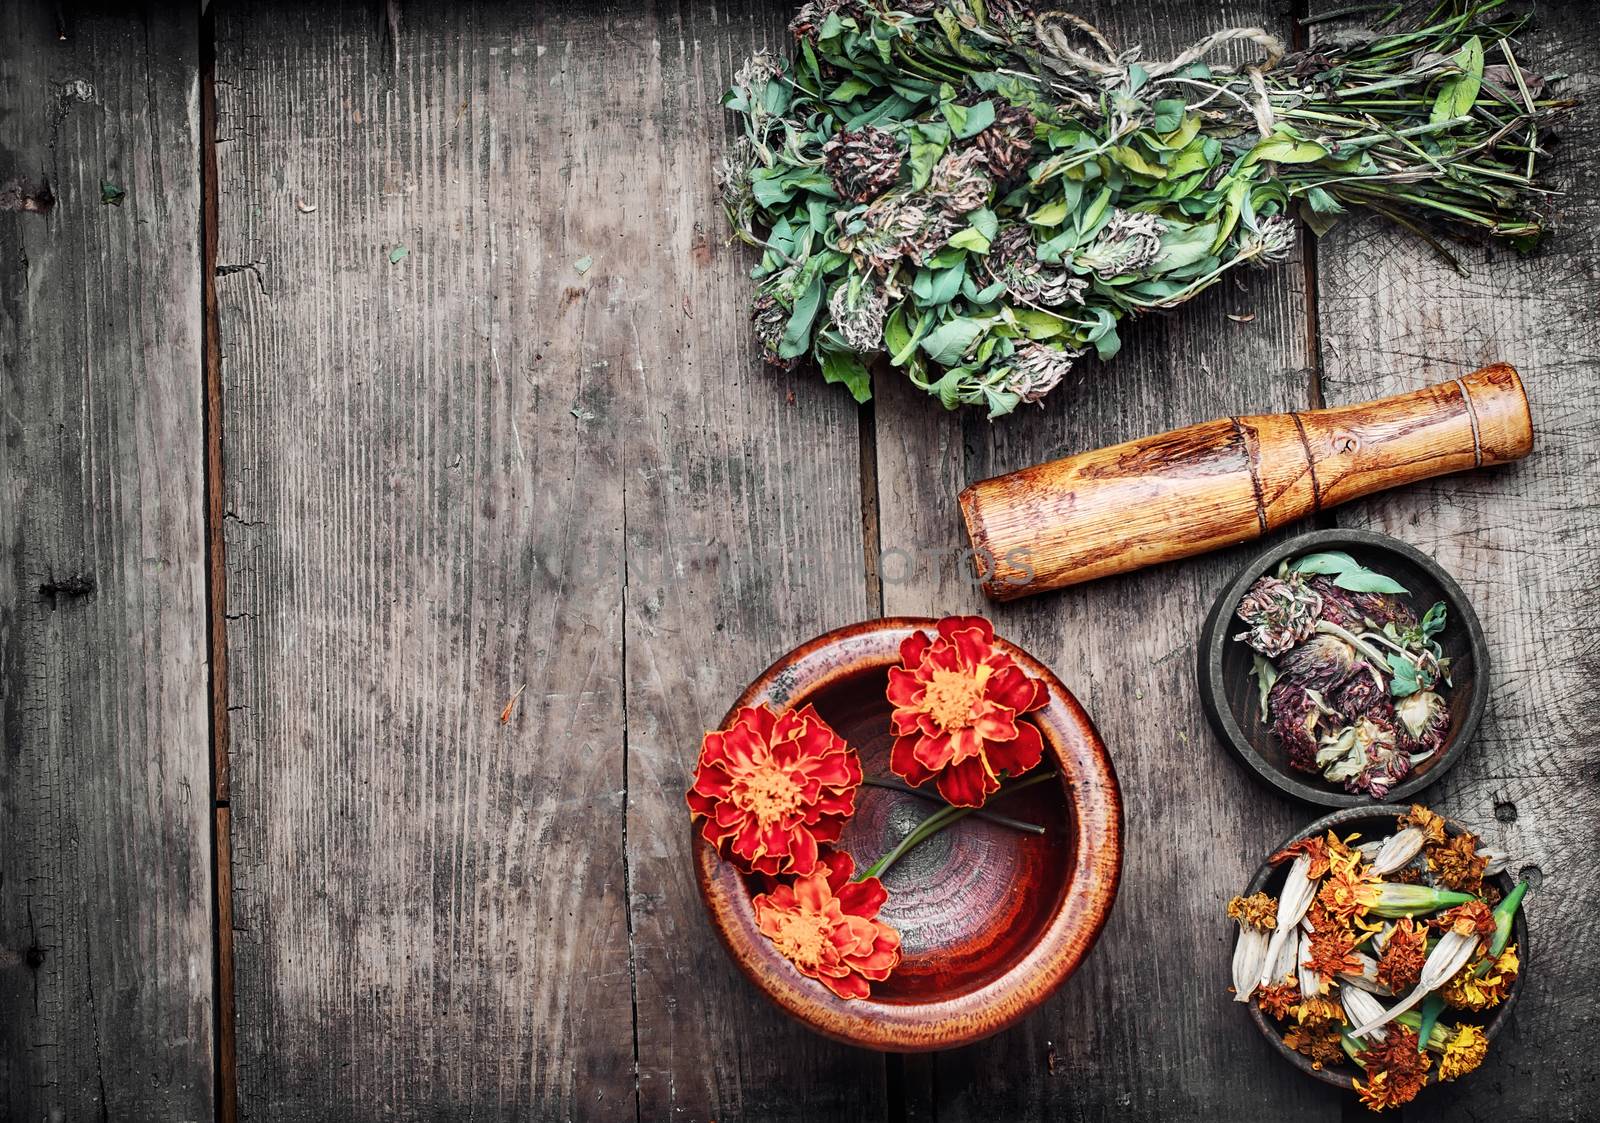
[
  {"left": 1399, "top": 804, "right": 1447, "bottom": 845},
  {"left": 1318, "top": 863, "right": 1379, "bottom": 925},
  {"left": 1292, "top": 993, "right": 1343, "bottom": 1027},
  {"left": 1255, "top": 980, "right": 1300, "bottom": 1020},
  {"left": 1354, "top": 1025, "right": 1431, "bottom": 1109},
  {"left": 1433, "top": 900, "right": 1496, "bottom": 940},
  {"left": 752, "top": 849, "right": 902, "bottom": 1000},
  {"left": 1227, "top": 892, "right": 1278, "bottom": 932},
  {"left": 886, "top": 616, "right": 1047, "bottom": 807},
  {"left": 1427, "top": 832, "right": 1488, "bottom": 893},
  {"left": 1283, "top": 1022, "right": 1344, "bottom": 1069},
  {"left": 1305, "top": 907, "right": 1364, "bottom": 983},
  {"left": 1437, "top": 1023, "right": 1489, "bottom": 1081},
  {"left": 687, "top": 702, "right": 861, "bottom": 876},
  {"left": 1271, "top": 830, "right": 1358, "bottom": 879},
  {"left": 1375, "top": 917, "right": 1427, "bottom": 992},
  {"left": 1442, "top": 944, "right": 1519, "bottom": 1012}
]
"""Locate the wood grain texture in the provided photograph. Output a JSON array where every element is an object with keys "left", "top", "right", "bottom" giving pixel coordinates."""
[
  {"left": 0, "top": 6, "right": 214, "bottom": 1121},
  {"left": 620, "top": 4, "right": 892, "bottom": 1118},
  {"left": 213, "top": 1, "right": 883, "bottom": 1119},
  {"left": 1311, "top": 3, "right": 1600, "bottom": 1118},
  {"left": 873, "top": 4, "right": 1344, "bottom": 1119},
  {"left": 960, "top": 364, "right": 1532, "bottom": 598},
  {"left": 213, "top": 4, "right": 641, "bottom": 1118}
]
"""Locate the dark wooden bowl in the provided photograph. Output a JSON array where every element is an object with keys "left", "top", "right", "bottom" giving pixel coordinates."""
[
  {"left": 1198, "top": 529, "right": 1488, "bottom": 807},
  {"left": 1242, "top": 806, "right": 1528, "bottom": 1089},
  {"left": 693, "top": 617, "right": 1123, "bottom": 1052}
]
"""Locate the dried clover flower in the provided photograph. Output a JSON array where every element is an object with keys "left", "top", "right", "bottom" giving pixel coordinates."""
[
  {"left": 1005, "top": 341, "right": 1081, "bottom": 404},
  {"left": 973, "top": 103, "right": 1038, "bottom": 182},
  {"left": 788, "top": 0, "right": 862, "bottom": 39},
  {"left": 1278, "top": 634, "right": 1361, "bottom": 691},
  {"left": 1331, "top": 671, "right": 1389, "bottom": 721},
  {"left": 751, "top": 292, "right": 797, "bottom": 371},
  {"left": 985, "top": 224, "right": 1086, "bottom": 308},
  {"left": 823, "top": 126, "right": 904, "bottom": 204},
  {"left": 925, "top": 147, "right": 993, "bottom": 216},
  {"left": 1075, "top": 209, "right": 1165, "bottom": 279},
  {"left": 828, "top": 278, "right": 888, "bottom": 353},
  {"left": 718, "top": 137, "right": 760, "bottom": 239},
  {"left": 1268, "top": 680, "right": 1324, "bottom": 772},
  {"left": 1308, "top": 575, "right": 1417, "bottom": 631},
  {"left": 1243, "top": 214, "right": 1296, "bottom": 266},
  {"left": 1234, "top": 573, "right": 1322, "bottom": 657},
  {"left": 1395, "top": 689, "right": 1450, "bottom": 755},
  {"left": 752, "top": 848, "right": 901, "bottom": 1000},
  {"left": 841, "top": 194, "right": 959, "bottom": 272}
]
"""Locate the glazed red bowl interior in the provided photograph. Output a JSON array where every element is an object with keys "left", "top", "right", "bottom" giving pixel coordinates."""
[{"left": 693, "top": 618, "right": 1122, "bottom": 1052}]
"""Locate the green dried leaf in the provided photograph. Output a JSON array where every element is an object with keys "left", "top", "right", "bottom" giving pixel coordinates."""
[
  {"left": 819, "top": 348, "right": 873, "bottom": 402},
  {"left": 947, "top": 226, "right": 991, "bottom": 253},
  {"left": 101, "top": 181, "right": 126, "bottom": 206},
  {"left": 920, "top": 316, "right": 988, "bottom": 366},
  {"left": 778, "top": 272, "right": 825, "bottom": 359},
  {"left": 1289, "top": 551, "right": 1359, "bottom": 575},
  {"left": 1333, "top": 569, "right": 1409, "bottom": 595},
  {"left": 1248, "top": 134, "right": 1329, "bottom": 164},
  {"left": 390, "top": 246, "right": 410, "bottom": 264},
  {"left": 1152, "top": 99, "right": 1186, "bottom": 134},
  {"left": 1432, "top": 35, "right": 1485, "bottom": 124},
  {"left": 1251, "top": 653, "right": 1280, "bottom": 722}
]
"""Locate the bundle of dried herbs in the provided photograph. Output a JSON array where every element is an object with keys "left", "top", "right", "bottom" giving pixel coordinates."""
[
  {"left": 1230, "top": 808, "right": 1524, "bottom": 1111},
  {"left": 1234, "top": 551, "right": 1451, "bottom": 798},
  {"left": 718, "top": 2, "right": 1568, "bottom": 416}
]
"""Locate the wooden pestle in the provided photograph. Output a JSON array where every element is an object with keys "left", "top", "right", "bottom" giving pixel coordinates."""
[{"left": 959, "top": 363, "right": 1533, "bottom": 601}]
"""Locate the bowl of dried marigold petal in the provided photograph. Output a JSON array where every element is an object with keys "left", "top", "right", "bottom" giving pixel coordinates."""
[
  {"left": 687, "top": 616, "right": 1122, "bottom": 1050},
  {"left": 1229, "top": 804, "right": 1528, "bottom": 1110}
]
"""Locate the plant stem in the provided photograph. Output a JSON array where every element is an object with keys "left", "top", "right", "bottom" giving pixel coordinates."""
[
  {"left": 862, "top": 776, "right": 1047, "bottom": 835},
  {"left": 1315, "top": 619, "right": 1403, "bottom": 670},
  {"left": 857, "top": 770, "right": 1057, "bottom": 882}
]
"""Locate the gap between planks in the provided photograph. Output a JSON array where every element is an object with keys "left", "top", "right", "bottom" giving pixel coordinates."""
[{"left": 200, "top": 10, "right": 239, "bottom": 1122}]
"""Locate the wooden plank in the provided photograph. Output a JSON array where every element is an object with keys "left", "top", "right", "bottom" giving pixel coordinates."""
[
  {"left": 621, "top": 3, "right": 892, "bottom": 1119},
  {"left": 212, "top": 4, "right": 639, "bottom": 1117},
  {"left": 0, "top": 6, "right": 214, "bottom": 1121},
  {"left": 1311, "top": 4, "right": 1600, "bottom": 1116},
  {"left": 872, "top": 4, "right": 1344, "bottom": 1119}
]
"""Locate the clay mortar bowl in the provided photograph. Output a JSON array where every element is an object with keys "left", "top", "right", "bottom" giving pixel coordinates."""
[{"left": 693, "top": 617, "right": 1122, "bottom": 1051}]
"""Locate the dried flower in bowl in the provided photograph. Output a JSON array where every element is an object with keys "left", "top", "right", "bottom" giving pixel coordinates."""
[
  {"left": 1232, "top": 806, "right": 1528, "bottom": 1112},
  {"left": 1234, "top": 551, "right": 1455, "bottom": 799},
  {"left": 686, "top": 702, "right": 862, "bottom": 876},
  {"left": 887, "top": 615, "right": 1047, "bottom": 807}
]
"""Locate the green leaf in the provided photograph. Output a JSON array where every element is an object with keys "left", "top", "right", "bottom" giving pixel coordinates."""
[
  {"left": 920, "top": 316, "right": 988, "bottom": 366},
  {"left": 1248, "top": 134, "right": 1329, "bottom": 165},
  {"left": 827, "top": 77, "right": 875, "bottom": 103},
  {"left": 1290, "top": 551, "right": 1359, "bottom": 575},
  {"left": 1151, "top": 221, "right": 1219, "bottom": 274},
  {"left": 1420, "top": 601, "right": 1448, "bottom": 641},
  {"left": 390, "top": 246, "right": 411, "bottom": 265},
  {"left": 778, "top": 272, "right": 825, "bottom": 359},
  {"left": 1432, "top": 35, "right": 1484, "bottom": 124},
  {"left": 820, "top": 348, "right": 873, "bottom": 403},
  {"left": 1010, "top": 307, "right": 1067, "bottom": 339},
  {"left": 947, "top": 226, "right": 991, "bottom": 253},
  {"left": 954, "top": 100, "right": 996, "bottom": 139},
  {"left": 1251, "top": 653, "right": 1280, "bottom": 723},
  {"left": 884, "top": 305, "right": 914, "bottom": 360},
  {"left": 1111, "top": 145, "right": 1166, "bottom": 179},
  {"left": 101, "top": 181, "right": 127, "bottom": 206},
  {"left": 1333, "top": 569, "right": 1409, "bottom": 595},
  {"left": 1028, "top": 198, "right": 1069, "bottom": 226},
  {"left": 968, "top": 206, "right": 999, "bottom": 240},
  {"left": 1387, "top": 654, "right": 1421, "bottom": 698},
  {"left": 1151, "top": 99, "right": 1185, "bottom": 134}
]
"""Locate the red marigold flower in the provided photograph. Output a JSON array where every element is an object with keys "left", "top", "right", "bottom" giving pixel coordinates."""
[
  {"left": 686, "top": 703, "right": 862, "bottom": 877},
  {"left": 753, "top": 849, "right": 902, "bottom": 1000},
  {"left": 886, "top": 616, "right": 1047, "bottom": 807}
]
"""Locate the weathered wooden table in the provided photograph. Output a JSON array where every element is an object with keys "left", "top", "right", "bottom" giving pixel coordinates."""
[{"left": 3, "top": 3, "right": 1596, "bottom": 1121}]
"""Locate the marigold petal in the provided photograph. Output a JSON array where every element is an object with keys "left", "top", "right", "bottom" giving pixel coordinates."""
[
  {"left": 820, "top": 971, "right": 872, "bottom": 1000},
  {"left": 820, "top": 848, "right": 854, "bottom": 890},
  {"left": 734, "top": 703, "right": 779, "bottom": 743},
  {"left": 983, "top": 718, "right": 1044, "bottom": 777},
  {"left": 984, "top": 663, "right": 1038, "bottom": 713},
  {"left": 935, "top": 755, "right": 997, "bottom": 807},
  {"left": 946, "top": 726, "right": 984, "bottom": 765},
  {"left": 886, "top": 666, "right": 926, "bottom": 709},
  {"left": 890, "top": 734, "right": 937, "bottom": 786},
  {"left": 937, "top": 615, "right": 995, "bottom": 646},
  {"left": 971, "top": 706, "right": 1020, "bottom": 744},
  {"left": 836, "top": 876, "right": 888, "bottom": 918},
  {"left": 787, "top": 829, "right": 820, "bottom": 876},
  {"left": 949, "top": 624, "right": 992, "bottom": 668},
  {"left": 899, "top": 628, "right": 933, "bottom": 667},
  {"left": 912, "top": 731, "right": 956, "bottom": 773}
]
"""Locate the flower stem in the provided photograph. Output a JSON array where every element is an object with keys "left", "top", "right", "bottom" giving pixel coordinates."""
[
  {"left": 1315, "top": 619, "right": 1406, "bottom": 671},
  {"left": 862, "top": 776, "right": 1048, "bottom": 835},
  {"left": 857, "top": 771, "right": 1057, "bottom": 882}
]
